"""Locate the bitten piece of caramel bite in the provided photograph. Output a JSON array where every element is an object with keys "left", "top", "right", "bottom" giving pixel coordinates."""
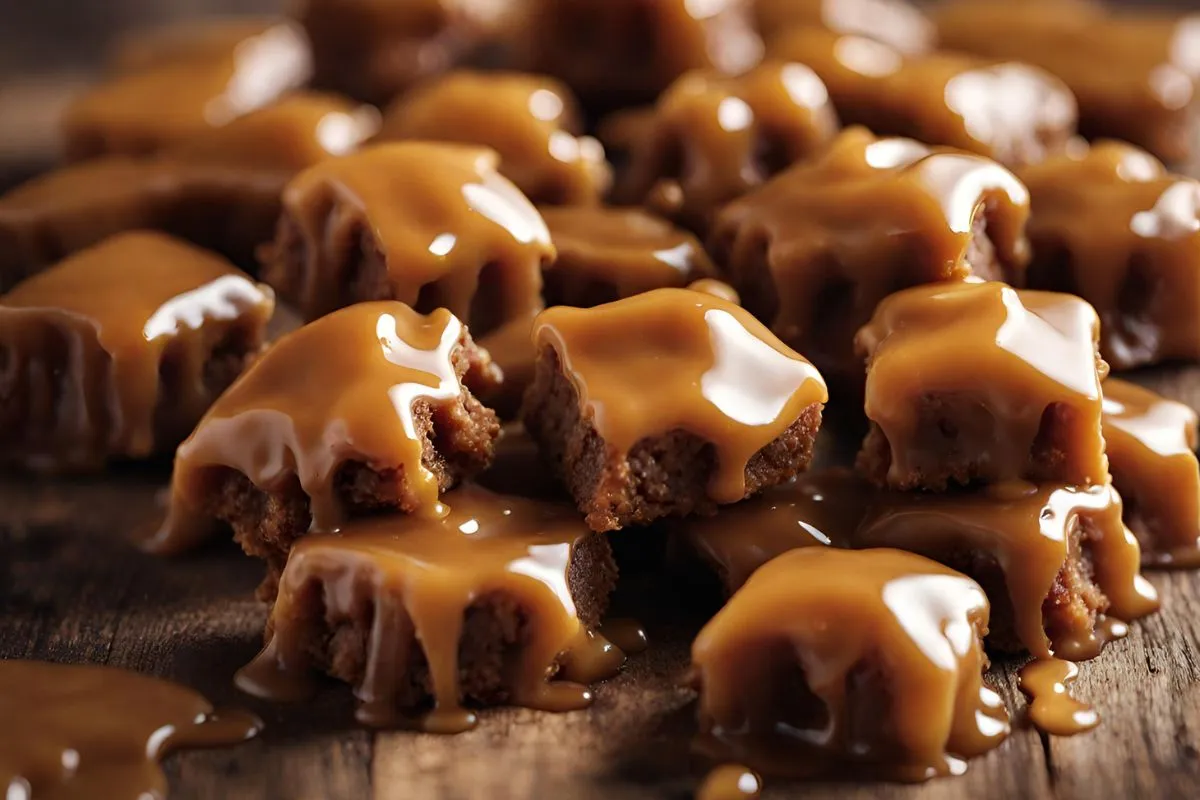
[
  {"left": 0, "top": 231, "right": 274, "bottom": 473},
  {"left": 522, "top": 288, "right": 827, "bottom": 533}
]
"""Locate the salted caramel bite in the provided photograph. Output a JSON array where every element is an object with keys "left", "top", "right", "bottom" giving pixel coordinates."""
[
  {"left": 768, "top": 28, "right": 1078, "bottom": 168},
  {"left": 1103, "top": 379, "right": 1200, "bottom": 567},
  {"left": 754, "top": 0, "right": 935, "bottom": 54},
  {"left": 692, "top": 547, "right": 1009, "bottom": 780},
  {"left": 379, "top": 71, "right": 610, "bottom": 206},
  {"left": 0, "top": 232, "right": 274, "bottom": 473},
  {"left": 522, "top": 288, "right": 827, "bottom": 533},
  {"left": 1018, "top": 141, "right": 1200, "bottom": 370},
  {"left": 236, "top": 484, "right": 620, "bottom": 733},
  {"left": 710, "top": 127, "right": 1030, "bottom": 390},
  {"left": 259, "top": 143, "right": 553, "bottom": 329},
  {"left": 856, "top": 282, "right": 1108, "bottom": 491},
  {"left": 854, "top": 483, "right": 1159, "bottom": 659},
  {"left": 148, "top": 302, "right": 501, "bottom": 574},
  {"left": 62, "top": 21, "right": 312, "bottom": 161},
  {"left": 613, "top": 61, "right": 839, "bottom": 233}
]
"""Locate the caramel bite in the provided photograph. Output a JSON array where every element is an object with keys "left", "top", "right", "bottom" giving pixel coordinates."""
[
  {"left": 522, "top": 288, "right": 827, "bottom": 533},
  {"left": 109, "top": 16, "right": 287, "bottom": 74},
  {"left": 1103, "top": 378, "right": 1200, "bottom": 567},
  {"left": 769, "top": 28, "right": 1078, "bottom": 168},
  {"left": 379, "top": 71, "right": 610, "bottom": 206},
  {"left": 1018, "top": 141, "right": 1200, "bottom": 370},
  {"left": 0, "top": 231, "right": 273, "bottom": 473},
  {"left": 150, "top": 302, "right": 501, "bottom": 570},
  {"left": 236, "top": 484, "right": 620, "bottom": 733},
  {"left": 855, "top": 282, "right": 1108, "bottom": 491},
  {"left": 613, "top": 61, "right": 839, "bottom": 234},
  {"left": 259, "top": 143, "right": 553, "bottom": 329},
  {"left": 754, "top": 0, "right": 934, "bottom": 54},
  {"left": 692, "top": 547, "right": 1009, "bottom": 780},
  {"left": 710, "top": 127, "right": 1030, "bottom": 390}
]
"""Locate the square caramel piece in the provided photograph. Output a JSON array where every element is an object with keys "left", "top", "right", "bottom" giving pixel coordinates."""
[
  {"left": 855, "top": 281, "right": 1109, "bottom": 491},
  {"left": 0, "top": 231, "right": 274, "bottom": 473},
  {"left": 522, "top": 288, "right": 827, "bottom": 532}
]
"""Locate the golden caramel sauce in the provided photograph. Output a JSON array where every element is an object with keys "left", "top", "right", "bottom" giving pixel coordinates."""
[
  {"left": 692, "top": 548, "right": 1009, "bottom": 781},
  {"left": 712, "top": 127, "right": 1030, "bottom": 389},
  {"left": 235, "top": 484, "right": 622, "bottom": 733},
  {"left": 264, "top": 143, "right": 553, "bottom": 328},
  {"left": 688, "top": 279, "right": 741, "bottom": 305},
  {"left": 1018, "top": 141, "right": 1200, "bottom": 369},
  {"left": 769, "top": 27, "right": 1077, "bottom": 167},
  {"left": 697, "top": 764, "right": 762, "bottom": 800},
  {"left": 0, "top": 231, "right": 273, "bottom": 472},
  {"left": 532, "top": 288, "right": 827, "bottom": 504},
  {"left": 380, "top": 71, "right": 610, "bottom": 206},
  {"left": 754, "top": 0, "right": 934, "bottom": 54},
  {"left": 857, "top": 282, "right": 1108, "bottom": 488},
  {"left": 0, "top": 660, "right": 260, "bottom": 800},
  {"left": 1019, "top": 657, "right": 1099, "bottom": 737},
  {"left": 1103, "top": 378, "right": 1200, "bottom": 567},
  {"left": 599, "top": 619, "right": 649, "bottom": 655}
]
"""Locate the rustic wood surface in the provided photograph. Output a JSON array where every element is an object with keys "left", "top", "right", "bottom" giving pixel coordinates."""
[{"left": 1, "top": 368, "right": 1199, "bottom": 799}]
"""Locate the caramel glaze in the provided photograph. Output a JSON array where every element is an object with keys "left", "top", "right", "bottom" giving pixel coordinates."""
[
  {"left": 688, "top": 279, "right": 741, "bottom": 306},
  {"left": 235, "top": 484, "right": 623, "bottom": 733},
  {"left": 0, "top": 660, "right": 261, "bottom": 800},
  {"left": 692, "top": 547, "right": 1009, "bottom": 781},
  {"left": 1103, "top": 378, "right": 1200, "bottom": 567},
  {"left": 615, "top": 60, "right": 839, "bottom": 234},
  {"left": 149, "top": 302, "right": 497, "bottom": 555},
  {"left": 0, "top": 93, "right": 380, "bottom": 287},
  {"left": 261, "top": 143, "right": 553, "bottom": 329},
  {"left": 0, "top": 231, "right": 274, "bottom": 473},
  {"left": 857, "top": 281, "right": 1109, "bottom": 489},
  {"left": 1018, "top": 657, "right": 1099, "bottom": 737},
  {"left": 677, "top": 468, "right": 873, "bottom": 593},
  {"left": 1018, "top": 141, "right": 1200, "bottom": 370},
  {"left": 769, "top": 28, "right": 1078, "bottom": 168},
  {"left": 854, "top": 482, "right": 1159, "bottom": 660},
  {"left": 697, "top": 764, "right": 762, "bottom": 800},
  {"left": 62, "top": 20, "right": 312, "bottom": 161},
  {"left": 532, "top": 288, "right": 827, "bottom": 505},
  {"left": 710, "top": 127, "right": 1030, "bottom": 390},
  {"left": 754, "top": 0, "right": 934, "bottom": 54},
  {"left": 380, "top": 71, "right": 611, "bottom": 206},
  {"left": 110, "top": 16, "right": 284, "bottom": 74},
  {"left": 933, "top": 2, "right": 1200, "bottom": 164}
]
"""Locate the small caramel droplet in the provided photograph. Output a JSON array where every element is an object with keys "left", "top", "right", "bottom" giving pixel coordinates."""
[
  {"left": 1019, "top": 658, "right": 1100, "bottom": 736},
  {"left": 698, "top": 764, "right": 762, "bottom": 800}
]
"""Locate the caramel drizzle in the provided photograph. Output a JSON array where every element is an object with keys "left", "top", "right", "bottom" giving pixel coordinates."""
[
  {"left": 532, "top": 288, "right": 827, "bottom": 504},
  {"left": 1019, "top": 658, "right": 1099, "bottom": 736},
  {"left": 0, "top": 660, "right": 260, "bottom": 799}
]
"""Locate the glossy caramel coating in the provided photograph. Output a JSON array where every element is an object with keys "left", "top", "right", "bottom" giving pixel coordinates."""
[
  {"left": 615, "top": 61, "right": 839, "bottom": 233},
  {"left": 854, "top": 482, "right": 1159, "bottom": 659},
  {"left": 63, "top": 21, "right": 312, "bottom": 161},
  {"left": 856, "top": 282, "right": 1108, "bottom": 490},
  {"left": 1019, "top": 658, "right": 1099, "bottom": 737},
  {"left": 0, "top": 231, "right": 274, "bottom": 473},
  {"left": 1018, "top": 141, "right": 1200, "bottom": 370},
  {"left": 769, "top": 27, "right": 1078, "bottom": 168},
  {"left": 710, "top": 127, "right": 1030, "bottom": 389},
  {"left": 1103, "top": 378, "right": 1200, "bottom": 567},
  {"left": 236, "top": 484, "right": 621, "bottom": 733},
  {"left": 380, "top": 71, "right": 610, "bottom": 206},
  {"left": 754, "top": 0, "right": 934, "bottom": 54},
  {"left": 692, "top": 548, "right": 1009, "bottom": 780},
  {"left": 0, "top": 660, "right": 260, "bottom": 799},
  {"left": 260, "top": 143, "right": 552, "bottom": 330}
]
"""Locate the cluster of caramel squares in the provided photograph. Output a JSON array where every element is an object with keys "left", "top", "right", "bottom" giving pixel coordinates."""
[{"left": 4, "top": 0, "right": 1200, "bottom": 789}]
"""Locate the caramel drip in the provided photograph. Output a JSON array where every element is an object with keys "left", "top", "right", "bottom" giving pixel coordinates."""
[
  {"left": 858, "top": 282, "right": 1108, "bottom": 487},
  {"left": 754, "top": 0, "right": 934, "bottom": 54},
  {"left": 276, "top": 142, "right": 552, "bottom": 326},
  {"left": 692, "top": 548, "right": 1009, "bottom": 780},
  {"left": 1019, "top": 658, "right": 1099, "bottom": 736},
  {"left": 0, "top": 660, "right": 260, "bottom": 800},
  {"left": 540, "top": 206, "right": 716, "bottom": 307},
  {"left": 598, "top": 619, "right": 649, "bottom": 655},
  {"left": 619, "top": 60, "right": 838, "bottom": 230},
  {"left": 532, "top": 288, "right": 827, "bottom": 504},
  {"left": 111, "top": 16, "right": 285, "bottom": 73},
  {"left": 769, "top": 28, "right": 1077, "bottom": 167},
  {"left": 697, "top": 764, "right": 762, "bottom": 800},
  {"left": 380, "top": 71, "right": 610, "bottom": 206},
  {"left": 235, "top": 484, "right": 621, "bottom": 732},
  {"left": 1018, "top": 142, "right": 1200, "bottom": 369},
  {"left": 854, "top": 482, "right": 1160, "bottom": 659},
  {"left": 678, "top": 468, "right": 872, "bottom": 592},
  {"left": 712, "top": 127, "right": 1029, "bottom": 385},
  {"left": 1102, "top": 378, "right": 1200, "bottom": 566},
  {"left": 0, "top": 231, "right": 274, "bottom": 470}
]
